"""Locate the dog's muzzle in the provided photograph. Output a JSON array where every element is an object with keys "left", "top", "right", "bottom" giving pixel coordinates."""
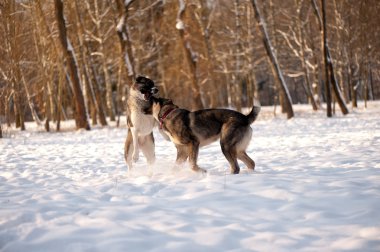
[
  {"left": 144, "top": 87, "right": 158, "bottom": 101},
  {"left": 151, "top": 87, "right": 158, "bottom": 95}
]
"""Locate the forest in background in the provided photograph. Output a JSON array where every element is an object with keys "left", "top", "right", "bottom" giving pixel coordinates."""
[{"left": 0, "top": 0, "right": 379, "bottom": 133}]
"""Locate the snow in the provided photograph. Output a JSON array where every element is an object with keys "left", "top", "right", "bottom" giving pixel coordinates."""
[
  {"left": 116, "top": 16, "right": 125, "bottom": 33},
  {"left": 175, "top": 20, "right": 184, "bottom": 30},
  {"left": 1, "top": 102, "right": 380, "bottom": 251}
]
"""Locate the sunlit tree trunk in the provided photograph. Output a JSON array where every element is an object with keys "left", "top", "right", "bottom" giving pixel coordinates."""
[
  {"left": 4, "top": 0, "right": 25, "bottom": 130},
  {"left": 74, "top": 0, "right": 107, "bottom": 126},
  {"left": 320, "top": 0, "right": 348, "bottom": 116},
  {"left": 195, "top": 0, "right": 219, "bottom": 107},
  {"left": 116, "top": 0, "right": 136, "bottom": 83},
  {"left": 251, "top": 0, "right": 294, "bottom": 119},
  {"left": 83, "top": 0, "right": 115, "bottom": 121},
  {"left": 296, "top": 0, "right": 318, "bottom": 110},
  {"left": 116, "top": 0, "right": 136, "bottom": 126},
  {"left": 176, "top": 0, "right": 204, "bottom": 110},
  {"left": 54, "top": 0, "right": 90, "bottom": 130}
]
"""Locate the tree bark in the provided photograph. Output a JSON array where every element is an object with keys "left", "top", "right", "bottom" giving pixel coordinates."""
[
  {"left": 251, "top": 0, "right": 294, "bottom": 119},
  {"left": 115, "top": 0, "right": 136, "bottom": 126},
  {"left": 116, "top": 0, "right": 136, "bottom": 83},
  {"left": 296, "top": 0, "right": 318, "bottom": 110},
  {"left": 176, "top": 0, "right": 204, "bottom": 110},
  {"left": 327, "top": 49, "right": 349, "bottom": 114},
  {"left": 74, "top": 0, "right": 107, "bottom": 126},
  {"left": 54, "top": 0, "right": 90, "bottom": 130},
  {"left": 89, "top": 0, "right": 115, "bottom": 121},
  {"left": 321, "top": 0, "right": 332, "bottom": 117},
  {"left": 321, "top": 0, "right": 348, "bottom": 116},
  {"left": 195, "top": 0, "right": 219, "bottom": 107},
  {"left": 4, "top": 0, "right": 25, "bottom": 130}
]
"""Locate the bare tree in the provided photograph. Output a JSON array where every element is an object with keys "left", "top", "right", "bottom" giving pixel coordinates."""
[
  {"left": 278, "top": 0, "right": 318, "bottom": 111},
  {"left": 318, "top": 0, "right": 349, "bottom": 116},
  {"left": 1, "top": 0, "right": 379, "bottom": 132},
  {"left": 54, "top": 0, "right": 90, "bottom": 130},
  {"left": 74, "top": 0, "right": 108, "bottom": 126},
  {"left": 116, "top": 0, "right": 136, "bottom": 82},
  {"left": 194, "top": 0, "right": 219, "bottom": 108},
  {"left": 251, "top": 0, "right": 294, "bottom": 119},
  {"left": 2, "top": 0, "right": 26, "bottom": 130},
  {"left": 176, "top": 0, "right": 204, "bottom": 110},
  {"left": 83, "top": 0, "right": 116, "bottom": 121}
]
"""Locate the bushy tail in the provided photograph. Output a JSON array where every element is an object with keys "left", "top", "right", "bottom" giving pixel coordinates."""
[{"left": 247, "top": 99, "right": 261, "bottom": 124}]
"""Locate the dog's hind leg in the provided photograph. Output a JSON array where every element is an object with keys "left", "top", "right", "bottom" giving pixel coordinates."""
[
  {"left": 220, "top": 123, "right": 241, "bottom": 174},
  {"left": 131, "top": 128, "right": 140, "bottom": 162},
  {"left": 237, "top": 151, "right": 255, "bottom": 170},
  {"left": 139, "top": 132, "right": 155, "bottom": 165},
  {"left": 124, "top": 129, "right": 134, "bottom": 169},
  {"left": 221, "top": 143, "right": 240, "bottom": 174}
]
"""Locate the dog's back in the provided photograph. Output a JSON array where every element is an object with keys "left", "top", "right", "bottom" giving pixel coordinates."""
[{"left": 189, "top": 107, "right": 259, "bottom": 147}]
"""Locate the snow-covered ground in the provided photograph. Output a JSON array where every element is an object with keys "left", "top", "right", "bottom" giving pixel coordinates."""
[{"left": 1, "top": 103, "right": 380, "bottom": 252}]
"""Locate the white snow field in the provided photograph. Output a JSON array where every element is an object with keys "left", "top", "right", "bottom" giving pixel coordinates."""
[{"left": 1, "top": 103, "right": 380, "bottom": 252}]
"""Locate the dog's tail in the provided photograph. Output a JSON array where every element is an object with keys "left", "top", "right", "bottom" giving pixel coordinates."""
[{"left": 247, "top": 99, "right": 261, "bottom": 124}]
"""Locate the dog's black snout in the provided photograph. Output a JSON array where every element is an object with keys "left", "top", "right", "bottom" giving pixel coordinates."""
[{"left": 151, "top": 87, "right": 159, "bottom": 94}]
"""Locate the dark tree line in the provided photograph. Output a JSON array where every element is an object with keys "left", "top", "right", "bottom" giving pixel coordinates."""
[{"left": 1, "top": 0, "right": 379, "bottom": 134}]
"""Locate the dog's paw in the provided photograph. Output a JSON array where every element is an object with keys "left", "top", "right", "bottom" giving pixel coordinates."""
[{"left": 192, "top": 166, "right": 207, "bottom": 174}]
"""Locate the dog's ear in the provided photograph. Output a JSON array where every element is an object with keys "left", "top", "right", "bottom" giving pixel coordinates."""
[
  {"left": 147, "top": 79, "right": 154, "bottom": 86},
  {"left": 136, "top": 76, "right": 155, "bottom": 86},
  {"left": 135, "top": 76, "right": 146, "bottom": 84}
]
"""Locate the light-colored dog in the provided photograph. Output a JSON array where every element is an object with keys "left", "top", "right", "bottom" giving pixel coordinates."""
[{"left": 124, "top": 76, "right": 158, "bottom": 169}]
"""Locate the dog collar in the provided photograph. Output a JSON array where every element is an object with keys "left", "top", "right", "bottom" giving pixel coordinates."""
[{"left": 159, "top": 107, "right": 176, "bottom": 129}]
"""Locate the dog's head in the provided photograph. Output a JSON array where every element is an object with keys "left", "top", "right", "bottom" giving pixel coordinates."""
[
  {"left": 131, "top": 76, "right": 159, "bottom": 101},
  {"left": 152, "top": 97, "right": 175, "bottom": 121}
]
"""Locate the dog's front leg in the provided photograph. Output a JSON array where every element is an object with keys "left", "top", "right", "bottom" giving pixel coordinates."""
[
  {"left": 175, "top": 145, "right": 188, "bottom": 164},
  {"left": 131, "top": 128, "right": 140, "bottom": 162},
  {"left": 188, "top": 141, "right": 206, "bottom": 173},
  {"left": 124, "top": 129, "right": 134, "bottom": 168}
]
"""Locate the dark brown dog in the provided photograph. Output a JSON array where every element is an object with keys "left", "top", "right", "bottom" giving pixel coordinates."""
[{"left": 152, "top": 98, "right": 261, "bottom": 174}]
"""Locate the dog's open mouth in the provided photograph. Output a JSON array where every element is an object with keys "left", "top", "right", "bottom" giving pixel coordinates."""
[
  {"left": 143, "top": 92, "right": 152, "bottom": 101},
  {"left": 142, "top": 87, "right": 158, "bottom": 101}
]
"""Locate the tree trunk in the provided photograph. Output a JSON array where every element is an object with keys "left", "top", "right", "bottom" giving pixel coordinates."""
[
  {"left": 74, "top": 0, "right": 107, "bottom": 126},
  {"left": 176, "top": 0, "right": 204, "bottom": 110},
  {"left": 321, "top": 0, "right": 348, "bottom": 116},
  {"left": 321, "top": 0, "right": 332, "bottom": 117},
  {"left": 5, "top": 0, "right": 25, "bottom": 130},
  {"left": 296, "top": 0, "right": 318, "bottom": 110},
  {"left": 91, "top": 0, "right": 115, "bottom": 121},
  {"left": 116, "top": 0, "right": 136, "bottom": 83},
  {"left": 54, "top": 0, "right": 90, "bottom": 130},
  {"left": 268, "top": 0, "right": 285, "bottom": 113},
  {"left": 56, "top": 65, "right": 64, "bottom": 131},
  {"left": 116, "top": 0, "right": 136, "bottom": 126},
  {"left": 251, "top": 0, "right": 294, "bottom": 119},
  {"left": 195, "top": 0, "right": 219, "bottom": 107},
  {"left": 233, "top": 0, "right": 243, "bottom": 112},
  {"left": 327, "top": 49, "right": 349, "bottom": 114},
  {"left": 21, "top": 74, "right": 42, "bottom": 126}
]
